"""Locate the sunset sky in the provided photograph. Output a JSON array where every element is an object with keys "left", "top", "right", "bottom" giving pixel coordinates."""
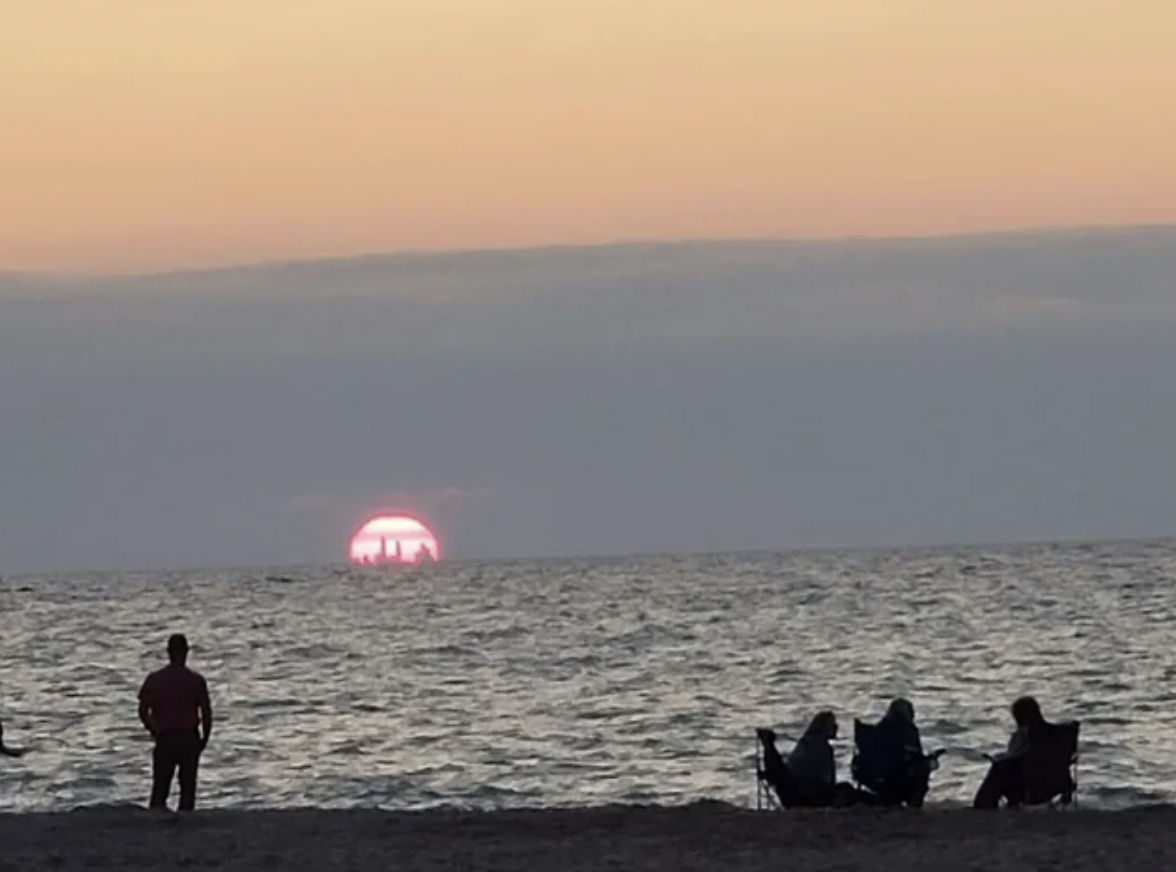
[{"left": 4, "top": 0, "right": 1175, "bottom": 272}]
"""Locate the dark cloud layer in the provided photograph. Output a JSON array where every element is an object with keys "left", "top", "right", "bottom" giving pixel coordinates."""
[{"left": 2, "top": 227, "right": 1174, "bottom": 572}]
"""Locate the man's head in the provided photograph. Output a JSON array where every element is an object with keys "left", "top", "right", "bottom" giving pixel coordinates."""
[
  {"left": 1011, "top": 695, "right": 1044, "bottom": 728},
  {"left": 167, "top": 633, "right": 189, "bottom": 665},
  {"left": 806, "top": 710, "right": 839, "bottom": 740},
  {"left": 886, "top": 697, "right": 916, "bottom": 724}
]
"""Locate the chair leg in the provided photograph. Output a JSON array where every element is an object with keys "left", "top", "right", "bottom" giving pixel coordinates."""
[
  {"left": 755, "top": 739, "right": 763, "bottom": 811},
  {"left": 755, "top": 772, "right": 781, "bottom": 811},
  {"left": 764, "top": 783, "right": 780, "bottom": 810}
]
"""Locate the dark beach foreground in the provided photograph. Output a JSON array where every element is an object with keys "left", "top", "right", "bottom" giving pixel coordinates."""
[{"left": 3, "top": 802, "right": 1175, "bottom": 872}]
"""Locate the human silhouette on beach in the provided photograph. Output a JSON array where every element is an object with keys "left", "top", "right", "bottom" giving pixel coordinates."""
[
  {"left": 138, "top": 633, "right": 213, "bottom": 811},
  {"left": 0, "top": 717, "right": 25, "bottom": 758},
  {"left": 853, "top": 697, "right": 942, "bottom": 807},
  {"left": 972, "top": 695, "right": 1077, "bottom": 809},
  {"left": 784, "top": 711, "right": 871, "bottom": 806}
]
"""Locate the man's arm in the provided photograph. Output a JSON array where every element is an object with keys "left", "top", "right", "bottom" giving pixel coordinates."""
[
  {"left": 198, "top": 678, "right": 213, "bottom": 749},
  {"left": 1006, "top": 726, "right": 1030, "bottom": 757},
  {"left": 988, "top": 726, "right": 1029, "bottom": 763},
  {"left": 0, "top": 719, "right": 24, "bottom": 758},
  {"left": 138, "top": 680, "right": 157, "bottom": 738}
]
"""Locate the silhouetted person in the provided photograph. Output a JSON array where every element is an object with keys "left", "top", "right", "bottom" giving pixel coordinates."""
[
  {"left": 868, "top": 697, "right": 938, "bottom": 807},
  {"left": 138, "top": 633, "right": 212, "bottom": 811},
  {"left": 787, "top": 710, "right": 866, "bottom": 806},
  {"left": 973, "top": 695, "right": 1048, "bottom": 808},
  {"left": 878, "top": 698, "right": 922, "bottom": 754},
  {"left": 0, "top": 717, "right": 25, "bottom": 758}
]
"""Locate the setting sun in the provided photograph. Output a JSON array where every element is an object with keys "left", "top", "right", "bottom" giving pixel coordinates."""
[{"left": 349, "top": 514, "right": 441, "bottom": 566}]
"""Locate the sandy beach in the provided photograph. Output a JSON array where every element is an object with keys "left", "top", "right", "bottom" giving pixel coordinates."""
[{"left": 2, "top": 802, "right": 1174, "bottom": 871}]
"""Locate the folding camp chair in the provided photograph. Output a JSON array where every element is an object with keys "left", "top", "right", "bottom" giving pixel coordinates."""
[
  {"left": 982, "top": 719, "right": 1080, "bottom": 809},
  {"left": 1024, "top": 720, "right": 1080, "bottom": 808},
  {"left": 754, "top": 727, "right": 800, "bottom": 810},
  {"left": 850, "top": 718, "right": 943, "bottom": 808}
]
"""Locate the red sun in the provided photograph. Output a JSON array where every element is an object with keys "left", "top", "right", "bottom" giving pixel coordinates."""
[{"left": 349, "top": 514, "right": 441, "bottom": 566}]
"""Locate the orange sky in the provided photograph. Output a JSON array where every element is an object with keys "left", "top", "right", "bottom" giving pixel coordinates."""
[{"left": 3, "top": 0, "right": 1175, "bottom": 273}]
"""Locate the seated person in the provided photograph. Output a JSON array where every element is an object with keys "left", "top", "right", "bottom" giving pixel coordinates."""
[
  {"left": 853, "top": 697, "right": 940, "bottom": 807},
  {"left": 973, "top": 695, "right": 1075, "bottom": 809},
  {"left": 786, "top": 710, "right": 866, "bottom": 807}
]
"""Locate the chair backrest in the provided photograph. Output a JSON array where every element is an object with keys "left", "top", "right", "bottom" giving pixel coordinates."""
[
  {"left": 851, "top": 719, "right": 889, "bottom": 786},
  {"left": 851, "top": 718, "right": 914, "bottom": 787},
  {"left": 1024, "top": 720, "right": 1080, "bottom": 804},
  {"left": 757, "top": 730, "right": 790, "bottom": 784},
  {"left": 756, "top": 729, "right": 800, "bottom": 807}
]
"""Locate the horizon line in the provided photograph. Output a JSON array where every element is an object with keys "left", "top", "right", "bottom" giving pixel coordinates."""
[
  {"left": 3, "top": 532, "right": 1172, "bottom": 581},
  {"left": 7, "top": 220, "right": 1176, "bottom": 283}
]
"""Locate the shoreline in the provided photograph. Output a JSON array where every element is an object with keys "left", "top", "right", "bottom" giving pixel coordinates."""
[{"left": 3, "top": 802, "right": 1175, "bottom": 871}]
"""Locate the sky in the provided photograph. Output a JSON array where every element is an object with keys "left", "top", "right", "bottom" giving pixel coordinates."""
[
  {"left": 3, "top": 3, "right": 1175, "bottom": 572},
  {"left": 4, "top": 0, "right": 1176, "bottom": 272},
  {"left": 2, "top": 228, "right": 1175, "bottom": 573}
]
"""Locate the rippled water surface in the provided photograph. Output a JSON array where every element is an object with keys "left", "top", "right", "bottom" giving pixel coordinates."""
[{"left": 3, "top": 540, "right": 1176, "bottom": 811}]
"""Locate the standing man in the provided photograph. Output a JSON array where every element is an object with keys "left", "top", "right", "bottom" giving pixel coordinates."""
[{"left": 138, "top": 633, "right": 213, "bottom": 811}]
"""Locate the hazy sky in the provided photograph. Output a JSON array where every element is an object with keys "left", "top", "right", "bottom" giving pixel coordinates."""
[
  {"left": 2, "top": 228, "right": 1174, "bottom": 573},
  {"left": 5, "top": 0, "right": 1176, "bottom": 271}
]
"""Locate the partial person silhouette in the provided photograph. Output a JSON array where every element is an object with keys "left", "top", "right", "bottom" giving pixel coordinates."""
[
  {"left": 0, "top": 716, "right": 25, "bottom": 758},
  {"left": 138, "top": 633, "right": 213, "bottom": 812},
  {"left": 787, "top": 710, "right": 869, "bottom": 807},
  {"left": 852, "top": 697, "right": 942, "bottom": 807},
  {"left": 973, "top": 695, "right": 1075, "bottom": 808}
]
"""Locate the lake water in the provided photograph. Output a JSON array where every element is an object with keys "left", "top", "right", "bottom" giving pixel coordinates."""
[{"left": 2, "top": 539, "right": 1175, "bottom": 811}]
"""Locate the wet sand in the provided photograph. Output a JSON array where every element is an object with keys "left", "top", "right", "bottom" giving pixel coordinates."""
[{"left": 2, "top": 802, "right": 1173, "bottom": 871}]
